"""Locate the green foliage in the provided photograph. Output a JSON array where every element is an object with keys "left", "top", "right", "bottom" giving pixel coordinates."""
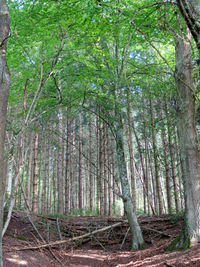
[
  {"left": 112, "top": 200, "right": 124, "bottom": 216},
  {"left": 136, "top": 208, "right": 146, "bottom": 216},
  {"left": 84, "top": 208, "right": 98, "bottom": 216},
  {"left": 47, "top": 213, "right": 71, "bottom": 219},
  {"left": 166, "top": 231, "right": 190, "bottom": 251},
  {"left": 170, "top": 210, "right": 184, "bottom": 224},
  {"left": 13, "top": 234, "right": 27, "bottom": 241}
]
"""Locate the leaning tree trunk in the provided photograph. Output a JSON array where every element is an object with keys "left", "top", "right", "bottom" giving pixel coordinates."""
[
  {"left": 114, "top": 116, "right": 144, "bottom": 250},
  {"left": 0, "top": 1, "right": 10, "bottom": 265},
  {"left": 168, "top": 29, "right": 200, "bottom": 250}
]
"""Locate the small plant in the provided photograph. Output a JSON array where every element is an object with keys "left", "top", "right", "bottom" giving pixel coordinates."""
[
  {"left": 70, "top": 208, "right": 84, "bottom": 216},
  {"left": 84, "top": 208, "right": 98, "bottom": 216},
  {"left": 14, "top": 234, "right": 27, "bottom": 241},
  {"left": 47, "top": 213, "right": 71, "bottom": 219},
  {"left": 136, "top": 208, "right": 146, "bottom": 216},
  {"left": 170, "top": 210, "right": 184, "bottom": 224}
]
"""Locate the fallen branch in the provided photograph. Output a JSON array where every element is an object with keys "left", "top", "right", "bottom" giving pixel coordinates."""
[
  {"left": 12, "top": 221, "right": 125, "bottom": 251},
  {"left": 142, "top": 226, "right": 171, "bottom": 237},
  {"left": 120, "top": 227, "right": 130, "bottom": 249}
]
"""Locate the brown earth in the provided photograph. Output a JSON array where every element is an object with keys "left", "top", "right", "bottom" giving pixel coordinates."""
[{"left": 3, "top": 211, "right": 200, "bottom": 266}]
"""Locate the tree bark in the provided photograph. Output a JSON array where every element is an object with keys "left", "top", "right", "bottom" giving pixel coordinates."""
[
  {"left": 78, "top": 115, "right": 83, "bottom": 213},
  {"left": 42, "top": 137, "right": 48, "bottom": 214},
  {"left": 165, "top": 100, "right": 180, "bottom": 213},
  {"left": 57, "top": 111, "right": 64, "bottom": 214},
  {"left": 177, "top": 0, "right": 200, "bottom": 56},
  {"left": 160, "top": 105, "right": 172, "bottom": 215},
  {"left": 65, "top": 117, "right": 71, "bottom": 214},
  {"left": 149, "top": 98, "right": 164, "bottom": 215},
  {"left": 26, "top": 134, "right": 33, "bottom": 209},
  {"left": 114, "top": 116, "right": 144, "bottom": 250},
  {"left": 126, "top": 92, "right": 137, "bottom": 209},
  {"left": 168, "top": 29, "right": 200, "bottom": 249},
  {"left": 88, "top": 120, "right": 93, "bottom": 211},
  {"left": 103, "top": 122, "right": 108, "bottom": 215},
  {"left": 32, "top": 133, "right": 39, "bottom": 213},
  {"left": 0, "top": 1, "right": 10, "bottom": 264}
]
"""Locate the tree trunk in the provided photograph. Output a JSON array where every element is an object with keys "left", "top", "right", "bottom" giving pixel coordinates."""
[
  {"left": 26, "top": 134, "right": 33, "bottom": 209},
  {"left": 107, "top": 127, "right": 112, "bottom": 216},
  {"left": 111, "top": 135, "right": 116, "bottom": 214},
  {"left": 165, "top": 100, "right": 180, "bottom": 213},
  {"left": 160, "top": 105, "right": 172, "bottom": 215},
  {"left": 65, "top": 117, "right": 71, "bottom": 214},
  {"left": 57, "top": 111, "right": 64, "bottom": 214},
  {"left": 88, "top": 120, "right": 93, "bottom": 211},
  {"left": 32, "top": 133, "right": 39, "bottom": 213},
  {"left": 126, "top": 92, "right": 137, "bottom": 209},
  {"left": 168, "top": 29, "right": 200, "bottom": 250},
  {"left": 42, "top": 137, "right": 48, "bottom": 214},
  {"left": 97, "top": 117, "right": 104, "bottom": 215},
  {"left": 149, "top": 98, "right": 163, "bottom": 215},
  {"left": 0, "top": 1, "right": 10, "bottom": 262},
  {"left": 103, "top": 123, "right": 108, "bottom": 215},
  {"left": 177, "top": 0, "right": 200, "bottom": 56},
  {"left": 114, "top": 116, "right": 144, "bottom": 250},
  {"left": 78, "top": 115, "right": 83, "bottom": 213}
]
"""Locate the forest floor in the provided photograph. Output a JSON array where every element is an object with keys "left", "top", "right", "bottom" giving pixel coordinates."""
[{"left": 2, "top": 210, "right": 200, "bottom": 266}]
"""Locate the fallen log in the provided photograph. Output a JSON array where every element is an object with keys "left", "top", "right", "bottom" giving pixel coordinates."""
[{"left": 11, "top": 221, "right": 126, "bottom": 251}]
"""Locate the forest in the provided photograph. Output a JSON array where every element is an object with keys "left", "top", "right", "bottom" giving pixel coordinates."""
[{"left": 0, "top": 0, "right": 200, "bottom": 266}]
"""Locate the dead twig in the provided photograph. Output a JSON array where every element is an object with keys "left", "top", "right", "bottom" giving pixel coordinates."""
[
  {"left": 142, "top": 226, "right": 171, "bottom": 237},
  {"left": 120, "top": 227, "right": 130, "bottom": 249}
]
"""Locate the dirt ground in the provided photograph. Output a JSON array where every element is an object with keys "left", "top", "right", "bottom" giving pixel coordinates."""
[{"left": 3, "top": 211, "right": 200, "bottom": 266}]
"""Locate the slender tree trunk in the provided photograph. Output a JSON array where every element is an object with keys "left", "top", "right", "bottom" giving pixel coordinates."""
[
  {"left": 114, "top": 115, "right": 144, "bottom": 250},
  {"left": 32, "top": 133, "right": 39, "bottom": 213},
  {"left": 149, "top": 98, "right": 163, "bottom": 215},
  {"left": 52, "top": 153, "right": 57, "bottom": 214},
  {"left": 165, "top": 100, "right": 180, "bottom": 213},
  {"left": 160, "top": 106, "right": 172, "bottom": 214},
  {"left": 65, "top": 117, "right": 71, "bottom": 214},
  {"left": 103, "top": 123, "right": 108, "bottom": 215},
  {"left": 46, "top": 142, "right": 50, "bottom": 213},
  {"left": 42, "top": 137, "right": 48, "bottom": 214},
  {"left": 126, "top": 93, "right": 137, "bottom": 209},
  {"left": 144, "top": 139, "right": 151, "bottom": 215},
  {"left": 97, "top": 119, "right": 104, "bottom": 215},
  {"left": 111, "top": 136, "right": 116, "bottom": 214},
  {"left": 107, "top": 127, "right": 112, "bottom": 216},
  {"left": 57, "top": 112, "right": 64, "bottom": 214},
  {"left": 175, "top": 132, "right": 184, "bottom": 210},
  {"left": 70, "top": 120, "right": 76, "bottom": 211},
  {"left": 88, "top": 120, "right": 93, "bottom": 211},
  {"left": 26, "top": 134, "right": 33, "bottom": 209},
  {"left": 78, "top": 115, "right": 83, "bottom": 213},
  {"left": 37, "top": 150, "right": 42, "bottom": 213}
]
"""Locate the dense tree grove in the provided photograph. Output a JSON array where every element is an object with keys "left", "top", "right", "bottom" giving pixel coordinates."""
[{"left": 1, "top": 0, "right": 200, "bottom": 264}]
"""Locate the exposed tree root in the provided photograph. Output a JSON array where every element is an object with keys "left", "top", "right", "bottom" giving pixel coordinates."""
[{"left": 166, "top": 221, "right": 191, "bottom": 251}]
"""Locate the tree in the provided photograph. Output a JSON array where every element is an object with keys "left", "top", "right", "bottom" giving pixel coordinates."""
[
  {"left": 168, "top": 29, "right": 200, "bottom": 249},
  {"left": 0, "top": 0, "right": 10, "bottom": 265},
  {"left": 177, "top": 0, "right": 200, "bottom": 56}
]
